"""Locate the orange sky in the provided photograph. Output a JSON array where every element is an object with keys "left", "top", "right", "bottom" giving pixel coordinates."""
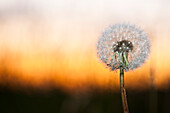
[{"left": 0, "top": 0, "right": 170, "bottom": 92}]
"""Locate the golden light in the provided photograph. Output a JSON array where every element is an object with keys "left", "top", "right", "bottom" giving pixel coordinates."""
[{"left": 0, "top": 0, "right": 169, "bottom": 92}]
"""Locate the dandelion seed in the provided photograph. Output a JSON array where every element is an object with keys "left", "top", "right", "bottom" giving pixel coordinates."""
[
  {"left": 96, "top": 23, "right": 150, "bottom": 71},
  {"left": 96, "top": 23, "right": 151, "bottom": 113}
]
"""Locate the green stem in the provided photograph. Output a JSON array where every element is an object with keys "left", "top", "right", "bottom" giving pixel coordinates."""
[
  {"left": 123, "top": 52, "right": 129, "bottom": 66},
  {"left": 120, "top": 67, "right": 129, "bottom": 113},
  {"left": 111, "top": 52, "right": 118, "bottom": 63}
]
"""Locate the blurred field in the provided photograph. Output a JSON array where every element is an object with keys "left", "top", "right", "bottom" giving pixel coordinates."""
[
  {"left": 0, "top": 0, "right": 170, "bottom": 113},
  {"left": 0, "top": 0, "right": 170, "bottom": 92}
]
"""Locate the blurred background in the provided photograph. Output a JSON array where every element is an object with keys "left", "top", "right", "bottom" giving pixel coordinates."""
[{"left": 0, "top": 0, "right": 170, "bottom": 113}]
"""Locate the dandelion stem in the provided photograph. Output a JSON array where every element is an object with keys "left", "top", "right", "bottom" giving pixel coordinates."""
[
  {"left": 123, "top": 52, "right": 129, "bottom": 66},
  {"left": 111, "top": 52, "right": 117, "bottom": 63},
  {"left": 120, "top": 67, "right": 129, "bottom": 113}
]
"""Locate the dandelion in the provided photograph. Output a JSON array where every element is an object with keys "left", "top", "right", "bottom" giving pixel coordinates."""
[{"left": 96, "top": 23, "right": 151, "bottom": 113}]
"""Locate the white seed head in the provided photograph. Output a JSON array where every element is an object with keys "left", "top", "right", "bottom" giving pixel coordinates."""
[
  {"left": 96, "top": 23, "right": 151, "bottom": 71},
  {"left": 122, "top": 43, "right": 125, "bottom": 46}
]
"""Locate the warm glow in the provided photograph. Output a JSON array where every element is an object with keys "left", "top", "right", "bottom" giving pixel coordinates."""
[{"left": 0, "top": 0, "right": 170, "bottom": 92}]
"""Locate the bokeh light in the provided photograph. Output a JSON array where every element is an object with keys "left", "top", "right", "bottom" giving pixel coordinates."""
[{"left": 0, "top": 0, "right": 170, "bottom": 92}]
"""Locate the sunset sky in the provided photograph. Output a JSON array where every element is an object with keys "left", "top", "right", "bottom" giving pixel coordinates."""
[{"left": 0, "top": 0, "right": 170, "bottom": 92}]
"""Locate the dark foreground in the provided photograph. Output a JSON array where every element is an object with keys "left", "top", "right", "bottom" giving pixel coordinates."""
[{"left": 0, "top": 87, "right": 169, "bottom": 113}]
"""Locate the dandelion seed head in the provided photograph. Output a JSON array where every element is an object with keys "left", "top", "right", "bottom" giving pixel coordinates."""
[{"left": 96, "top": 23, "right": 151, "bottom": 71}]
